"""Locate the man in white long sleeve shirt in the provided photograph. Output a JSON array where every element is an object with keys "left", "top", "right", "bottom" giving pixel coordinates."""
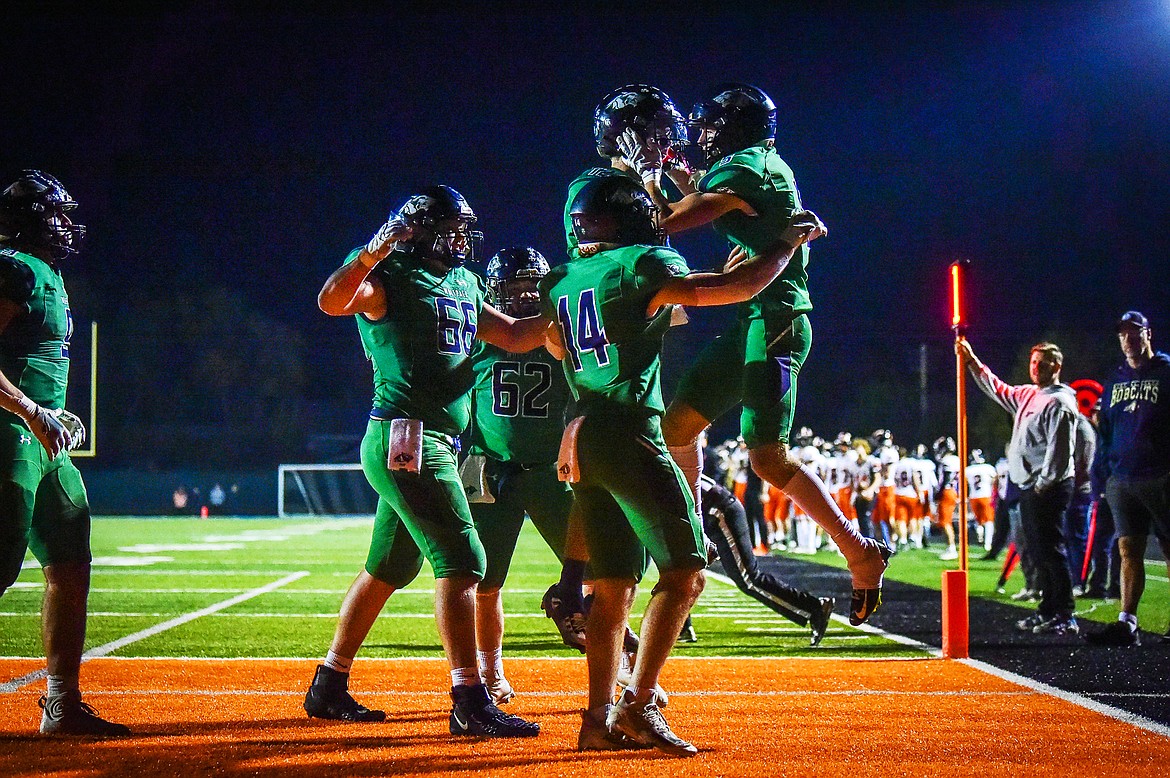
[{"left": 958, "top": 339, "right": 1080, "bottom": 636}]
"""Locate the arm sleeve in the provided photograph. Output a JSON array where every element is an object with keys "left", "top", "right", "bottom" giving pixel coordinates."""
[
  {"left": 0, "top": 254, "right": 35, "bottom": 305},
  {"left": 970, "top": 364, "right": 1026, "bottom": 415}
]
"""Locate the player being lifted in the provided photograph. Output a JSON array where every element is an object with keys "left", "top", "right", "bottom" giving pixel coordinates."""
[
  {"left": 0, "top": 170, "right": 128, "bottom": 736},
  {"left": 617, "top": 83, "right": 891, "bottom": 623},
  {"left": 306, "top": 186, "right": 548, "bottom": 739},
  {"left": 543, "top": 174, "right": 825, "bottom": 755},
  {"left": 462, "top": 246, "right": 584, "bottom": 704}
]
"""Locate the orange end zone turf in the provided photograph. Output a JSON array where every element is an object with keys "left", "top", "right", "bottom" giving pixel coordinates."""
[{"left": 1, "top": 658, "right": 1167, "bottom": 776}]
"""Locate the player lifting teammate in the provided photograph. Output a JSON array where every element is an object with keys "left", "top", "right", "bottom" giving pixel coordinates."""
[
  {"left": 616, "top": 83, "right": 891, "bottom": 624},
  {"left": 543, "top": 174, "right": 825, "bottom": 755}
]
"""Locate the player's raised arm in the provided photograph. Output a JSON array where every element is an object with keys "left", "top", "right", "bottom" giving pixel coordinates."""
[
  {"left": 476, "top": 304, "right": 549, "bottom": 354},
  {"left": 317, "top": 217, "right": 412, "bottom": 318},
  {"left": 646, "top": 210, "right": 826, "bottom": 314}
]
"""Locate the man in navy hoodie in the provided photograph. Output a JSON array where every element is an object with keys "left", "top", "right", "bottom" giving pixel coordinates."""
[{"left": 1086, "top": 311, "right": 1170, "bottom": 646}]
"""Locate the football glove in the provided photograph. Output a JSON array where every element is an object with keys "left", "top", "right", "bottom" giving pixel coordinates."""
[
  {"left": 12, "top": 396, "right": 70, "bottom": 458},
  {"left": 51, "top": 408, "right": 87, "bottom": 451},
  {"left": 364, "top": 216, "right": 413, "bottom": 262},
  {"left": 616, "top": 129, "right": 661, "bottom": 186}
]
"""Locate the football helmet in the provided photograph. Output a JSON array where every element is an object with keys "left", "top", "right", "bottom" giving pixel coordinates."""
[
  {"left": 0, "top": 170, "right": 86, "bottom": 261},
  {"left": 932, "top": 436, "right": 957, "bottom": 459},
  {"left": 485, "top": 246, "right": 550, "bottom": 318},
  {"left": 394, "top": 185, "right": 482, "bottom": 267},
  {"left": 688, "top": 83, "right": 777, "bottom": 165},
  {"left": 969, "top": 449, "right": 986, "bottom": 465},
  {"left": 593, "top": 84, "right": 687, "bottom": 159},
  {"left": 569, "top": 176, "right": 661, "bottom": 248}
]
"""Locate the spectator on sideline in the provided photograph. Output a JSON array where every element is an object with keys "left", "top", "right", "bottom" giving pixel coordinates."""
[
  {"left": 1086, "top": 312, "right": 1170, "bottom": 646},
  {"left": 959, "top": 339, "right": 1080, "bottom": 635},
  {"left": 1065, "top": 403, "right": 1097, "bottom": 592}
]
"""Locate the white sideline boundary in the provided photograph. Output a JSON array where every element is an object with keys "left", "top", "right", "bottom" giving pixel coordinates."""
[{"left": 0, "top": 571, "right": 308, "bottom": 694}]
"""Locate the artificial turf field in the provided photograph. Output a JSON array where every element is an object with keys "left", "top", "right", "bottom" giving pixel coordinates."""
[{"left": 2, "top": 516, "right": 1168, "bottom": 776}]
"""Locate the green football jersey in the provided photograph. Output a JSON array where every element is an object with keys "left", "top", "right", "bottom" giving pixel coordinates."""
[
  {"left": 698, "top": 143, "right": 812, "bottom": 317},
  {"left": 351, "top": 247, "right": 486, "bottom": 437},
  {"left": 563, "top": 167, "right": 636, "bottom": 260},
  {"left": 539, "top": 244, "right": 688, "bottom": 416},
  {"left": 467, "top": 342, "right": 571, "bottom": 464},
  {"left": 0, "top": 248, "right": 72, "bottom": 414}
]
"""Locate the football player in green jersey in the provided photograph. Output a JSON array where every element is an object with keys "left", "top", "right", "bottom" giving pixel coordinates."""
[
  {"left": 465, "top": 246, "right": 587, "bottom": 704},
  {"left": 620, "top": 83, "right": 892, "bottom": 627},
  {"left": 563, "top": 85, "right": 695, "bottom": 261},
  {"left": 0, "top": 170, "right": 128, "bottom": 736},
  {"left": 308, "top": 186, "right": 551, "bottom": 739},
  {"left": 543, "top": 176, "right": 824, "bottom": 756}
]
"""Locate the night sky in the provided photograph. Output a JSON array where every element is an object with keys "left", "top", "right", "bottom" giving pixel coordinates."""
[{"left": 5, "top": 2, "right": 1170, "bottom": 469}]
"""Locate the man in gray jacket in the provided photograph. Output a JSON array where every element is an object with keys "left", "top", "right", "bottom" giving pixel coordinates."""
[{"left": 959, "top": 340, "right": 1081, "bottom": 635}]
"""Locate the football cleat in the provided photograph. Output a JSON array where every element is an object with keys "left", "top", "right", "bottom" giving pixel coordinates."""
[
  {"left": 577, "top": 707, "right": 653, "bottom": 752},
  {"left": 1015, "top": 613, "right": 1045, "bottom": 632},
  {"left": 607, "top": 689, "right": 697, "bottom": 757},
  {"left": 38, "top": 691, "right": 130, "bottom": 736},
  {"left": 677, "top": 615, "right": 698, "bottom": 643},
  {"left": 541, "top": 583, "right": 587, "bottom": 653},
  {"left": 809, "top": 597, "right": 835, "bottom": 647},
  {"left": 849, "top": 541, "right": 893, "bottom": 626},
  {"left": 449, "top": 683, "right": 539, "bottom": 738},
  {"left": 1031, "top": 614, "right": 1079, "bottom": 636},
  {"left": 304, "top": 664, "right": 386, "bottom": 722}
]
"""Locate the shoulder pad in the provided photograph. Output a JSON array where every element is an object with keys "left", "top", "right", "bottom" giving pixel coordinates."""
[{"left": 0, "top": 251, "right": 35, "bottom": 305}]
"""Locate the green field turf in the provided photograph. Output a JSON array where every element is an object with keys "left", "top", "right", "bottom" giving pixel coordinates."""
[{"left": 2, "top": 517, "right": 926, "bottom": 660}]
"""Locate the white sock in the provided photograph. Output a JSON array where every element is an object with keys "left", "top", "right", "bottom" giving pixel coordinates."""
[
  {"left": 323, "top": 650, "right": 352, "bottom": 674},
  {"left": 1119, "top": 612, "right": 1138, "bottom": 630},
  {"left": 477, "top": 647, "right": 504, "bottom": 681},
  {"left": 782, "top": 465, "right": 867, "bottom": 562},
  {"left": 46, "top": 674, "right": 78, "bottom": 698},
  {"left": 451, "top": 666, "right": 480, "bottom": 687},
  {"left": 667, "top": 441, "right": 703, "bottom": 517}
]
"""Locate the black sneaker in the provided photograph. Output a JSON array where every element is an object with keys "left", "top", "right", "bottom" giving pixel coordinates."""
[
  {"left": 38, "top": 691, "right": 130, "bottom": 736},
  {"left": 809, "top": 597, "right": 835, "bottom": 647},
  {"left": 304, "top": 665, "right": 386, "bottom": 722},
  {"left": 1032, "top": 614, "right": 1079, "bottom": 636},
  {"left": 606, "top": 690, "right": 696, "bottom": 757},
  {"left": 1085, "top": 620, "right": 1140, "bottom": 646},
  {"left": 541, "top": 584, "right": 587, "bottom": 653},
  {"left": 449, "top": 684, "right": 539, "bottom": 738},
  {"left": 849, "top": 542, "right": 892, "bottom": 626},
  {"left": 1015, "top": 612, "right": 1045, "bottom": 632}
]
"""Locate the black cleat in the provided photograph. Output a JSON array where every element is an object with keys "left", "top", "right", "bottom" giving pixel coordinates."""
[
  {"left": 849, "top": 542, "right": 892, "bottom": 626},
  {"left": 304, "top": 665, "right": 386, "bottom": 722},
  {"left": 450, "top": 684, "right": 539, "bottom": 738},
  {"left": 541, "top": 583, "right": 587, "bottom": 653},
  {"left": 809, "top": 597, "right": 835, "bottom": 647},
  {"left": 677, "top": 615, "right": 698, "bottom": 643},
  {"left": 1085, "top": 620, "right": 1138, "bottom": 646},
  {"left": 39, "top": 692, "right": 130, "bottom": 736}
]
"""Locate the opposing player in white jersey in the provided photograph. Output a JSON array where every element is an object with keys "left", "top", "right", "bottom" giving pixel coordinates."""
[
  {"left": 932, "top": 437, "right": 961, "bottom": 561},
  {"left": 889, "top": 449, "right": 921, "bottom": 550},
  {"left": 792, "top": 433, "right": 827, "bottom": 553},
  {"left": 910, "top": 445, "right": 939, "bottom": 551},
  {"left": 967, "top": 449, "right": 999, "bottom": 549},
  {"left": 825, "top": 434, "right": 860, "bottom": 533},
  {"left": 871, "top": 433, "right": 900, "bottom": 548}
]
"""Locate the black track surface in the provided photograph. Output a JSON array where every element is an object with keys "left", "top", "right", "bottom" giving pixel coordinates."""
[{"left": 750, "top": 554, "right": 1170, "bottom": 728}]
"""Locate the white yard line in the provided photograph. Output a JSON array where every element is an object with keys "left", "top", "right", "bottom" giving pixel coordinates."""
[
  {"left": 0, "top": 571, "right": 308, "bottom": 693},
  {"left": 960, "top": 658, "right": 1170, "bottom": 739}
]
